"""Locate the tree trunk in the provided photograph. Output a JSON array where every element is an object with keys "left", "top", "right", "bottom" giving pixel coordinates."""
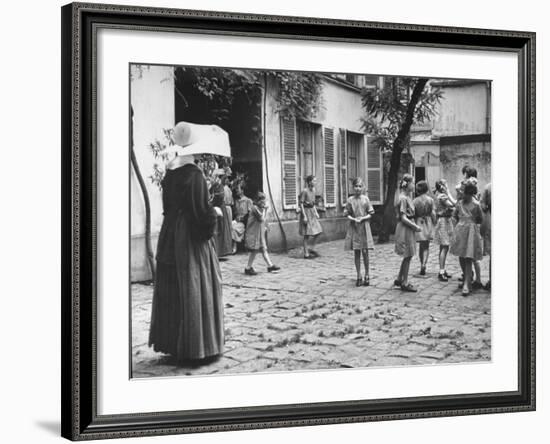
[
  {"left": 378, "top": 79, "right": 429, "bottom": 242},
  {"left": 130, "top": 106, "right": 156, "bottom": 281}
]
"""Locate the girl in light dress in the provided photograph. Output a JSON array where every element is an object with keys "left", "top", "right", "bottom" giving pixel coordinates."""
[
  {"left": 450, "top": 180, "right": 483, "bottom": 296},
  {"left": 344, "top": 178, "right": 375, "bottom": 287},
  {"left": 433, "top": 179, "right": 456, "bottom": 282},
  {"left": 244, "top": 192, "right": 280, "bottom": 275},
  {"left": 412, "top": 180, "right": 436, "bottom": 276},
  {"left": 299, "top": 175, "right": 323, "bottom": 259},
  {"left": 455, "top": 166, "right": 483, "bottom": 289},
  {"left": 394, "top": 174, "right": 422, "bottom": 292}
]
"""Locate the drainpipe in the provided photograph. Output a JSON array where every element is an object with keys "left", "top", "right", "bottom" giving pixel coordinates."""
[{"left": 261, "top": 73, "right": 288, "bottom": 252}]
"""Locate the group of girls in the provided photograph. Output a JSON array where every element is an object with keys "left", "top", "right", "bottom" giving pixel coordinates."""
[
  {"left": 213, "top": 167, "right": 491, "bottom": 297},
  {"left": 394, "top": 166, "right": 491, "bottom": 296},
  {"left": 209, "top": 175, "right": 280, "bottom": 276}
]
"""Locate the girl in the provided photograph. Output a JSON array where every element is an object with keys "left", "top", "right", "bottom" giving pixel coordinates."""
[
  {"left": 394, "top": 174, "right": 422, "bottom": 292},
  {"left": 222, "top": 176, "right": 234, "bottom": 253},
  {"left": 344, "top": 178, "right": 375, "bottom": 286},
  {"left": 433, "top": 179, "right": 456, "bottom": 282},
  {"left": 299, "top": 175, "right": 323, "bottom": 259},
  {"left": 244, "top": 192, "right": 280, "bottom": 275},
  {"left": 456, "top": 166, "right": 483, "bottom": 289},
  {"left": 413, "top": 180, "right": 436, "bottom": 276},
  {"left": 231, "top": 183, "right": 253, "bottom": 254},
  {"left": 450, "top": 180, "right": 483, "bottom": 296},
  {"left": 210, "top": 177, "right": 233, "bottom": 259},
  {"left": 480, "top": 182, "right": 491, "bottom": 290}
]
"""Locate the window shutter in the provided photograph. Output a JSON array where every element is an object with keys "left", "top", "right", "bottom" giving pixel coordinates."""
[
  {"left": 281, "top": 117, "right": 298, "bottom": 209},
  {"left": 366, "top": 136, "right": 383, "bottom": 204},
  {"left": 339, "top": 129, "right": 348, "bottom": 205},
  {"left": 323, "top": 127, "right": 336, "bottom": 207}
]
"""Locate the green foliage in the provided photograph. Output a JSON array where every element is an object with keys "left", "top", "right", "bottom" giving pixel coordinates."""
[
  {"left": 148, "top": 128, "right": 231, "bottom": 191},
  {"left": 181, "top": 67, "right": 263, "bottom": 124},
  {"left": 268, "top": 71, "right": 324, "bottom": 119},
  {"left": 147, "top": 67, "right": 324, "bottom": 189},
  {"left": 361, "top": 78, "right": 443, "bottom": 151}
]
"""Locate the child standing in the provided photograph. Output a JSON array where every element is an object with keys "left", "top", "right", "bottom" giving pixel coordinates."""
[
  {"left": 344, "top": 178, "right": 375, "bottom": 287},
  {"left": 433, "top": 179, "right": 456, "bottom": 281},
  {"left": 450, "top": 180, "right": 483, "bottom": 296},
  {"left": 210, "top": 178, "right": 233, "bottom": 258},
  {"left": 456, "top": 166, "right": 483, "bottom": 289},
  {"left": 394, "top": 174, "right": 422, "bottom": 292},
  {"left": 299, "top": 175, "right": 323, "bottom": 259},
  {"left": 413, "top": 180, "right": 436, "bottom": 276},
  {"left": 231, "top": 183, "right": 253, "bottom": 254},
  {"left": 244, "top": 192, "right": 280, "bottom": 275}
]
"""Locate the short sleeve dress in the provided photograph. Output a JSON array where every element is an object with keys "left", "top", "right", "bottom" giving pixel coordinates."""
[
  {"left": 394, "top": 193, "right": 417, "bottom": 257},
  {"left": 413, "top": 194, "right": 435, "bottom": 242},
  {"left": 433, "top": 191, "right": 455, "bottom": 246},
  {"left": 450, "top": 200, "right": 483, "bottom": 260},
  {"left": 245, "top": 205, "right": 268, "bottom": 251},
  {"left": 344, "top": 195, "right": 375, "bottom": 250},
  {"left": 299, "top": 189, "right": 323, "bottom": 236}
]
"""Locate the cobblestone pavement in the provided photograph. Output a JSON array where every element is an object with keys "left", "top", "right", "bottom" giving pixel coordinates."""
[{"left": 132, "top": 240, "right": 491, "bottom": 378}]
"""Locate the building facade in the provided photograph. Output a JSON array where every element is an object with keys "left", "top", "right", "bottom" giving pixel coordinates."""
[
  {"left": 130, "top": 69, "right": 491, "bottom": 281},
  {"left": 410, "top": 80, "right": 492, "bottom": 194}
]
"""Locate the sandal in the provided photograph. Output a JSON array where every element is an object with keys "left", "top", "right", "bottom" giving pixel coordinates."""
[
  {"left": 420, "top": 266, "right": 426, "bottom": 276},
  {"left": 472, "top": 281, "right": 484, "bottom": 290},
  {"left": 400, "top": 283, "right": 417, "bottom": 293},
  {"left": 356, "top": 278, "right": 363, "bottom": 287},
  {"left": 462, "top": 288, "right": 470, "bottom": 297},
  {"left": 438, "top": 273, "right": 448, "bottom": 282},
  {"left": 363, "top": 276, "right": 370, "bottom": 287},
  {"left": 394, "top": 279, "right": 402, "bottom": 287}
]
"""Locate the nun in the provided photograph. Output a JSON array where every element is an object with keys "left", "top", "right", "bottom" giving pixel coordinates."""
[{"left": 148, "top": 122, "right": 230, "bottom": 365}]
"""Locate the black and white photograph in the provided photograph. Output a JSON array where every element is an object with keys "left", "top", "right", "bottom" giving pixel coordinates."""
[{"left": 130, "top": 64, "right": 492, "bottom": 378}]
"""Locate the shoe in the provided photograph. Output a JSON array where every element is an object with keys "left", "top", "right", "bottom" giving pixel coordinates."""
[
  {"left": 304, "top": 254, "right": 314, "bottom": 259},
  {"left": 444, "top": 271, "right": 452, "bottom": 278},
  {"left": 363, "top": 277, "right": 370, "bottom": 286},
  {"left": 267, "top": 265, "right": 281, "bottom": 273},
  {"left": 462, "top": 288, "right": 470, "bottom": 297},
  {"left": 309, "top": 250, "right": 320, "bottom": 258},
  {"left": 244, "top": 267, "right": 257, "bottom": 275},
  {"left": 438, "top": 273, "right": 448, "bottom": 282},
  {"left": 394, "top": 279, "right": 402, "bottom": 287},
  {"left": 472, "top": 281, "right": 483, "bottom": 290},
  {"left": 420, "top": 267, "right": 426, "bottom": 276},
  {"left": 356, "top": 278, "right": 363, "bottom": 287},
  {"left": 484, "top": 281, "right": 491, "bottom": 291},
  {"left": 400, "top": 283, "right": 417, "bottom": 293}
]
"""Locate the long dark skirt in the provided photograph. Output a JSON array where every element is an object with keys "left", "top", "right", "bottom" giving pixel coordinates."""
[{"left": 148, "top": 238, "right": 224, "bottom": 362}]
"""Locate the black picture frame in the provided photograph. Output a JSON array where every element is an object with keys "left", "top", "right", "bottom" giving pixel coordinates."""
[{"left": 61, "top": 2, "right": 536, "bottom": 440}]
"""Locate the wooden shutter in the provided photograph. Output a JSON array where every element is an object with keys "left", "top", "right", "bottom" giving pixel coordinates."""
[
  {"left": 323, "top": 127, "right": 336, "bottom": 207},
  {"left": 339, "top": 129, "right": 348, "bottom": 205},
  {"left": 366, "top": 136, "right": 383, "bottom": 204},
  {"left": 281, "top": 117, "right": 298, "bottom": 209}
]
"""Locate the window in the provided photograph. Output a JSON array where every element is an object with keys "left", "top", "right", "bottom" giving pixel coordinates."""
[{"left": 346, "top": 132, "right": 362, "bottom": 194}]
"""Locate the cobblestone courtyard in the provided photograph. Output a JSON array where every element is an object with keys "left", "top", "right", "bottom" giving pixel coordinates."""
[{"left": 132, "top": 240, "right": 491, "bottom": 378}]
